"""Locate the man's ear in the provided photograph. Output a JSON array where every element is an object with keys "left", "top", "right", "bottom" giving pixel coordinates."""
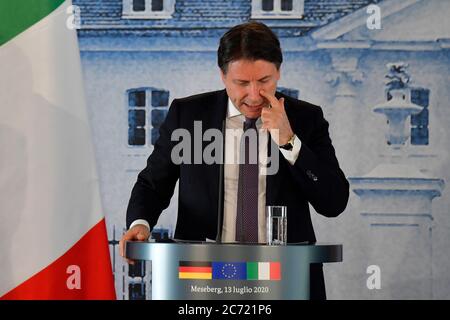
[
  {"left": 220, "top": 68, "right": 226, "bottom": 84},
  {"left": 275, "top": 66, "right": 281, "bottom": 81}
]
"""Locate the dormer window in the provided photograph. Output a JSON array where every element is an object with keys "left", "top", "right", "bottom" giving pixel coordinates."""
[
  {"left": 252, "top": 0, "right": 304, "bottom": 19},
  {"left": 123, "top": 0, "right": 175, "bottom": 19}
]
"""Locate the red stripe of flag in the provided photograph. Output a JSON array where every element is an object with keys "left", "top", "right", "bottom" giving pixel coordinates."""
[
  {"left": 270, "top": 262, "right": 281, "bottom": 280},
  {"left": 1, "top": 219, "right": 116, "bottom": 300},
  {"left": 178, "top": 266, "right": 212, "bottom": 273}
]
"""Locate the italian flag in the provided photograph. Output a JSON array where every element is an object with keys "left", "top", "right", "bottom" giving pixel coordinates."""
[
  {"left": 247, "top": 262, "right": 281, "bottom": 280},
  {"left": 0, "top": 1, "right": 116, "bottom": 299}
]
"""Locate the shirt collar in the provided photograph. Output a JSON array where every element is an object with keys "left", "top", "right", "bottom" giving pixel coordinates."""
[
  {"left": 227, "top": 98, "right": 242, "bottom": 118},
  {"left": 226, "top": 98, "right": 263, "bottom": 126}
]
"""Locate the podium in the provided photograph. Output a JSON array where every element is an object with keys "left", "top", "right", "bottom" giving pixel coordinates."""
[{"left": 125, "top": 241, "right": 342, "bottom": 300}]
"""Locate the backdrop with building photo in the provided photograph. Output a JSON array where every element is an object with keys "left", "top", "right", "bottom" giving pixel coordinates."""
[{"left": 73, "top": 0, "right": 450, "bottom": 299}]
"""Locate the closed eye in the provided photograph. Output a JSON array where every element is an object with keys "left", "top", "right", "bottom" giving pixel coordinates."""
[
  {"left": 235, "top": 80, "right": 249, "bottom": 86},
  {"left": 259, "top": 76, "right": 271, "bottom": 83}
]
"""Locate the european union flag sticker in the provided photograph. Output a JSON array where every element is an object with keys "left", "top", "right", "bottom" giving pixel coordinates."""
[{"left": 212, "top": 262, "right": 247, "bottom": 280}]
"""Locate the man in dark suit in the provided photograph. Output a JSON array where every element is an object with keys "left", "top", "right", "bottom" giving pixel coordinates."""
[{"left": 120, "top": 22, "right": 349, "bottom": 299}]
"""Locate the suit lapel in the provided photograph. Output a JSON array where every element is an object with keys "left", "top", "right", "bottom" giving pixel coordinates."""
[
  {"left": 204, "top": 90, "right": 228, "bottom": 240},
  {"left": 209, "top": 89, "right": 229, "bottom": 134}
]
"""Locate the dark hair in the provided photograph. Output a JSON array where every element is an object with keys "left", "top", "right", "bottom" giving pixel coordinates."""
[{"left": 218, "top": 22, "right": 283, "bottom": 73}]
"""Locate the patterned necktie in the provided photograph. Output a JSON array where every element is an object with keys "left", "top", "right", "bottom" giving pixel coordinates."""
[{"left": 235, "top": 117, "right": 259, "bottom": 243}]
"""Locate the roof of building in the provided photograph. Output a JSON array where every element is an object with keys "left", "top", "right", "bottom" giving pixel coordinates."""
[{"left": 73, "top": 0, "right": 383, "bottom": 37}]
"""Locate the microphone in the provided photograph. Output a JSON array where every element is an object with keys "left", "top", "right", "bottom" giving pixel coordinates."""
[{"left": 215, "top": 119, "right": 226, "bottom": 243}]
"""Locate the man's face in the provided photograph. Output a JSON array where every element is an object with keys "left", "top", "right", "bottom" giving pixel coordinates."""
[{"left": 221, "top": 59, "right": 280, "bottom": 119}]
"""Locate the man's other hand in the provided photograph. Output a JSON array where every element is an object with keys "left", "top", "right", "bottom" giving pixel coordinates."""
[{"left": 119, "top": 224, "right": 151, "bottom": 265}]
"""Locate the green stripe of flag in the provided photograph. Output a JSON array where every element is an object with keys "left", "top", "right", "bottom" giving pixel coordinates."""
[
  {"left": 0, "top": 0, "right": 66, "bottom": 46},
  {"left": 247, "top": 262, "right": 258, "bottom": 280}
]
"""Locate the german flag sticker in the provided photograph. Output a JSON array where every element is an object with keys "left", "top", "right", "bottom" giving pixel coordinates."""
[{"left": 178, "top": 261, "right": 212, "bottom": 279}]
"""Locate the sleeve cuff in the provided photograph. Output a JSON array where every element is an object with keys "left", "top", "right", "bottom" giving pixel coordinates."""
[
  {"left": 129, "top": 219, "right": 150, "bottom": 231},
  {"left": 279, "top": 135, "right": 301, "bottom": 165}
]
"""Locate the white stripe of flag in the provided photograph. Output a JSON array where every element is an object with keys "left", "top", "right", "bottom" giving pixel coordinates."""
[{"left": 258, "top": 262, "right": 270, "bottom": 280}]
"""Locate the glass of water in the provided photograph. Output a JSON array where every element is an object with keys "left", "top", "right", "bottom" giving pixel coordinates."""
[{"left": 266, "top": 206, "right": 287, "bottom": 245}]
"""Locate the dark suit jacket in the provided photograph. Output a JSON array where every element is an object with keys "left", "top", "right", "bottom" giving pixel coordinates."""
[{"left": 126, "top": 89, "right": 349, "bottom": 299}]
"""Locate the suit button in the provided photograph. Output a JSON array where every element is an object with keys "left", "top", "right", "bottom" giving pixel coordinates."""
[{"left": 306, "top": 170, "right": 318, "bottom": 181}]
